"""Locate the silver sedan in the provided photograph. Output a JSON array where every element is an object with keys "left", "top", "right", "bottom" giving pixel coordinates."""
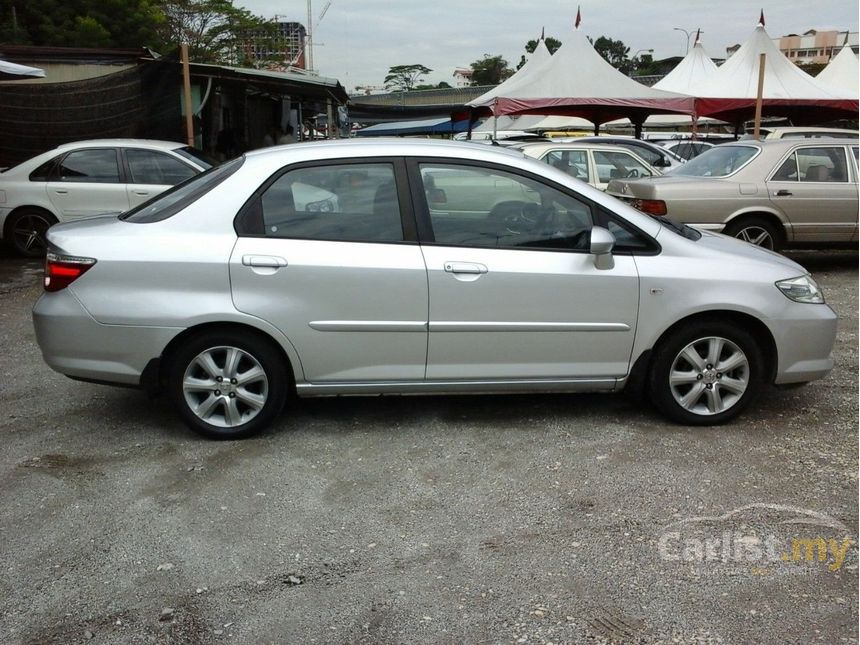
[
  {"left": 607, "top": 138, "right": 859, "bottom": 250},
  {"left": 33, "top": 139, "right": 837, "bottom": 438}
]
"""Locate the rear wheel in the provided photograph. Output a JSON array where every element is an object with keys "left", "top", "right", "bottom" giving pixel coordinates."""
[
  {"left": 723, "top": 216, "right": 783, "bottom": 251},
  {"left": 168, "top": 331, "right": 288, "bottom": 439},
  {"left": 649, "top": 321, "right": 763, "bottom": 425},
  {"left": 7, "top": 208, "right": 57, "bottom": 257}
]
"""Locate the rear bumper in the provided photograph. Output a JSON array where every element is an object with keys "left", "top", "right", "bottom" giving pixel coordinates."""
[
  {"left": 771, "top": 304, "right": 838, "bottom": 385},
  {"left": 32, "top": 289, "right": 181, "bottom": 386}
]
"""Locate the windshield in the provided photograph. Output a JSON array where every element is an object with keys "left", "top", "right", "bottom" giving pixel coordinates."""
[
  {"left": 121, "top": 156, "right": 243, "bottom": 223},
  {"left": 673, "top": 145, "right": 759, "bottom": 177},
  {"left": 174, "top": 146, "right": 217, "bottom": 169}
]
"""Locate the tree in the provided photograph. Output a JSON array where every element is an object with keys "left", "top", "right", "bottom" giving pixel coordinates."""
[
  {"left": 589, "top": 35, "right": 631, "bottom": 74},
  {"left": 470, "top": 54, "right": 514, "bottom": 86},
  {"left": 384, "top": 64, "right": 432, "bottom": 92},
  {"left": 0, "top": 0, "right": 164, "bottom": 48},
  {"left": 517, "top": 36, "right": 562, "bottom": 69},
  {"left": 414, "top": 81, "right": 452, "bottom": 90},
  {"left": 156, "top": 0, "right": 277, "bottom": 64}
]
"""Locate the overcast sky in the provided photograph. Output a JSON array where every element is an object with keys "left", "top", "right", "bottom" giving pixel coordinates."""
[{"left": 240, "top": 0, "right": 859, "bottom": 92}]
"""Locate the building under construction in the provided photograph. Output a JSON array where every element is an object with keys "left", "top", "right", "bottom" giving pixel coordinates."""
[{"left": 239, "top": 20, "right": 308, "bottom": 71}]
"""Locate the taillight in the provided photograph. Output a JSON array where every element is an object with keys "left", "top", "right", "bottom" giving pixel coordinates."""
[
  {"left": 632, "top": 199, "right": 667, "bottom": 216},
  {"left": 44, "top": 253, "right": 96, "bottom": 292}
]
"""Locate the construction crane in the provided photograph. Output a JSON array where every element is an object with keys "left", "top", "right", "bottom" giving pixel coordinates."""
[{"left": 303, "top": 0, "right": 332, "bottom": 73}]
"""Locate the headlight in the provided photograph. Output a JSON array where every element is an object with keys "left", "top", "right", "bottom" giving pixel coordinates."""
[
  {"left": 775, "top": 275, "right": 825, "bottom": 304},
  {"left": 306, "top": 198, "right": 335, "bottom": 213}
]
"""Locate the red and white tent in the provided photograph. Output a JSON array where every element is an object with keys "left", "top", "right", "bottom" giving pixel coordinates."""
[
  {"left": 469, "top": 36, "right": 553, "bottom": 108},
  {"left": 816, "top": 46, "right": 859, "bottom": 97},
  {"left": 695, "top": 24, "right": 857, "bottom": 123},
  {"left": 653, "top": 39, "right": 718, "bottom": 95}
]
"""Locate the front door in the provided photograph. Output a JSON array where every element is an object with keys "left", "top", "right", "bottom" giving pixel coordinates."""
[
  {"left": 230, "top": 159, "right": 428, "bottom": 383},
  {"left": 46, "top": 148, "right": 129, "bottom": 219},
  {"left": 410, "top": 160, "right": 640, "bottom": 381}
]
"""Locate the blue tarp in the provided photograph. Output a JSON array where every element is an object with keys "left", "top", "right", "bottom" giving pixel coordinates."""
[{"left": 355, "top": 117, "right": 471, "bottom": 136}]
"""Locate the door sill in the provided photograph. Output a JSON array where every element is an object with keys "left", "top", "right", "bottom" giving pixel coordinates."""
[{"left": 296, "top": 377, "right": 619, "bottom": 397}]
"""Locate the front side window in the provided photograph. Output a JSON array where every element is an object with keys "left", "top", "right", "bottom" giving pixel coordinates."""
[
  {"left": 126, "top": 149, "right": 198, "bottom": 186},
  {"left": 254, "top": 163, "right": 403, "bottom": 243},
  {"left": 592, "top": 150, "right": 653, "bottom": 183},
  {"left": 673, "top": 145, "right": 759, "bottom": 178},
  {"left": 418, "top": 163, "right": 593, "bottom": 251},
  {"left": 541, "top": 149, "right": 589, "bottom": 181},
  {"left": 57, "top": 148, "right": 120, "bottom": 183}
]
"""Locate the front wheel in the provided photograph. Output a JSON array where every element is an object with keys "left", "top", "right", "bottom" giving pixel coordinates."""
[
  {"left": 168, "top": 331, "right": 288, "bottom": 439},
  {"left": 649, "top": 321, "right": 763, "bottom": 425}
]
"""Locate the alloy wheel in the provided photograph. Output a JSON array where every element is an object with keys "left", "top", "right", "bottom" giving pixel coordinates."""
[
  {"left": 11, "top": 212, "right": 52, "bottom": 256},
  {"left": 668, "top": 336, "right": 749, "bottom": 416},
  {"left": 733, "top": 226, "right": 774, "bottom": 250}
]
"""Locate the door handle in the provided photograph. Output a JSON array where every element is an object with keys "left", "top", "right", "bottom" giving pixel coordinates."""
[
  {"left": 54, "top": 189, "right": 68, "bottom": 195},
  {"left": 776, "top": 189, "right": 793, "bottom": 196},
  {"left": 444, "top": 262, "right": 488, "bottom": 274},
  {"left": 242, "top": 255, "right": 288, "bottom": 268},
  {"left": 133, "top": 190, "right": 150, "bottom": 196}
]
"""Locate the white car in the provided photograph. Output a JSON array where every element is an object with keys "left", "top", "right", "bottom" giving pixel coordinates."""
[
  {"left": 513, "top": 141, "right": 661, "bottom": 190},
  {"left": 0, "top": 139, "right": 214, "bottom": 256},
  {"left": 657, "top": 139, "right": 715, "bottom": 161}
]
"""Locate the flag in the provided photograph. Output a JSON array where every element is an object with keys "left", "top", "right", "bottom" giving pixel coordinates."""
[
  {"left": 575, "top": 6, "right": 581, "bottom": 29},
  {"left": 694, "top": 28, "right": 700, "bottom": 44},
  {"left": 758, "top": 9, "right": 765, "bottom": 26}
]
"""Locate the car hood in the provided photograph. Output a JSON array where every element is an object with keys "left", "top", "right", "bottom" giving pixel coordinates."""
[{"left": 694, "top": 229, "right": 807, "bottom": 275}]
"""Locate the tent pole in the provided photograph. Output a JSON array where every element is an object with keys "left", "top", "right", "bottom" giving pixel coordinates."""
[
  {"left": 492, "top": 99, "right": 498, "bottom": 140},
  {"left": 753, "top": 52, "right": 766, "bottom": 140},
  {"left": 466, "top": 108, "right": 474, "bottom": 140},
  {"left": 181, "top": 43, "right": 194, "bottom": 147}
]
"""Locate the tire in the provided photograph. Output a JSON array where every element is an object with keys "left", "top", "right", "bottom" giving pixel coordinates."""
[
  {"left": 648, "top": 320, "right": 764, "bottom": 426},
  {"left": 723, "top": 216, "right": 783, "bottom": 252},
  {"left": 6, "top": 208, "right": 57, "bottom": 258},
  {"left": 167, "top": 330, "right": 289, "bottom": 439}
]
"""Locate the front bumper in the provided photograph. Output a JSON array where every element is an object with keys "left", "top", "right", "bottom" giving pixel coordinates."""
[
  {"left": 771, "top": 303, "right": 838, "bottom": 385},
  {"left": 33, "top": 288, "right": 182, "bottom": 386}
]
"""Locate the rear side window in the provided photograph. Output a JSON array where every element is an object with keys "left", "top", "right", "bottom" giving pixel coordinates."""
[
  {"left": 241, "top": 163, "right": 404, "bottom": 243},
  {"left": 121, "top": 156, "right": 244, "bottom": 223},
  {"left": 542, "top": 149, "right": 589, "bottom": 181},
  {"left": 57, "top": 148, "right": 120, "bottom": 183},
  {"left": 126, "top": 149, "right": 198, "bottom": 186},
  {"left": 29, "top": 156, "right": 60, "bottom": 181}
]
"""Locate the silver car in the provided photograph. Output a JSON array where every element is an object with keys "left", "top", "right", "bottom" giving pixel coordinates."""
[
  {"left": 33, "top": 139, "right": 837, "bottom": 439},
  {"left": 607, "top": 139, "right": 859, "bottom": 250}
]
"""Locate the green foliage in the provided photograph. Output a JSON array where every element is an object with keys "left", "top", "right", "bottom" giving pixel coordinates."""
[
  {"left": 0, "top": 0, "right": 164, "bottom": 48},
  {"left": 518, "top": 36, "right": 562, "bottom": 69},
  {"left": 414, "top": 81, "right": 452, "bottom": 91},
  {"left": 589, "top": 35, "right": 631, "bottom": 73},
  {"left": 470, "top": 54, "right": 514, "bottom": 86},
  {"left": 384, "top": 64, "right": 432, "bottom": 91}
]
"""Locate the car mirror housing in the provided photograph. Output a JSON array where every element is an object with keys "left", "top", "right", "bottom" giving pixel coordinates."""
[{"left": 590, "top": 226, "right": 616, "bottom": 270}]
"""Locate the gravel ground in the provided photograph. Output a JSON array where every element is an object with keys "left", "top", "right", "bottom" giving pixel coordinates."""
[{"left": 0, "top": 249, "right": 856, "bottom": 645}]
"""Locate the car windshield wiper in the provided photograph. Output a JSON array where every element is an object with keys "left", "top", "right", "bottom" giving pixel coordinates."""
[{"left": 651, "top": 215, "right": 702, "bottom": 241}]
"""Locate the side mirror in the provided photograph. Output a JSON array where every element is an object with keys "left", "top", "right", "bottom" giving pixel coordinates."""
[{"left": 590, "top": 226, "right": 616, "bottom": 270}]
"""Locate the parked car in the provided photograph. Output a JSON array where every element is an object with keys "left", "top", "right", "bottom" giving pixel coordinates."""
[
  {"left": 512, "top": 141, "right": 661, "bottom": 190},
  {"left": 657, "top": 139, "right": 715, "bottom": 161},
  {"left": 576, "top": 136, "right": 686, "bottom": 170},
  {"left": 741, "top": 126, "right": 859, "bottom": 140},
  {"left": 33, "top": 139, "right": 836, "bottom": 439},
  {"left": 0, "top": 139, "right": 215, "bottom": 256},
  {"left": 606, "top": 139, "right": 859, "bottom": 251}
]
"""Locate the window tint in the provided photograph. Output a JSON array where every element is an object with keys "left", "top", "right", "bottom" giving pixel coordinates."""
[
  {"left": 592, "top": 150, "right": 652, "bottom": 183},
  {"left": 796, "top": 147, "right": 849, "bottom": 182},
  {"left": 126, "top": 149, "right": 198, "bottom": 186},
  {"left": 122, "top": 156, "right": 244, "bottom": 223},
  {"left": 542, "top": 149, "right": 589, "bottom": 181},
  {"left": 29, "top": 156, "right": 60, "bottom": 182},
  {"left": 258, "top": 163, "right": 403, "bottom": 242},
  {"left": 623, "top": 143, "right": 660, "bottom": 165},
  {"left": 419, "top": 163, "right": 593, "bottom": 251},
  {"left": 58, "top": 149, "right": 120, "bottom": 183},
  {"left": 771, "top": 154, "right": 798, "bottom": 181}
]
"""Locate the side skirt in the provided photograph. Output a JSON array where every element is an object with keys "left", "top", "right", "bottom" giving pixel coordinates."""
[{"left": 296, "top": 377, "right": 619, "bottom": 397}]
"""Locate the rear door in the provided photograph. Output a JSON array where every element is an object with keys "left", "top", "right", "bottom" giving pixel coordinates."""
[
  {"left": 410, "top": 159, "right": 640, "bottom": 382},
  {"left": 123, "top": 148, "right": 199, "bottom": 208},
  {"left": 230, "top": 158, "right": 429, "bottom": 383},
  {"left": 767, "top": 144, "right": 858, "bottom": 242},
  {"left": 46, "top": 148, "right": 129, "bottom": 219}
]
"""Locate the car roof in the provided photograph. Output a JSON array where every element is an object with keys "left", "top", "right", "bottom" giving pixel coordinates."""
[
  {"left": 53, "top": 139, "right": 187, "bottom": 152},
  {"left": 514, "top": 141, "right": 654, "bottom": 154},
  {"left": 716, "top": 138, "right": 859, "bottom": 150}
]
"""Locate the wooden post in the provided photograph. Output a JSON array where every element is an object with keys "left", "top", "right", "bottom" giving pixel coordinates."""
[
  {"left": 181, "top": 43, "right": 194, "bottom": 147},
  {"left": 753, "top": 52, "right": 766, "bottom": 141}
]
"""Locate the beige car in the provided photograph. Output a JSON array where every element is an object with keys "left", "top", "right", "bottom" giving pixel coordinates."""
[
  {"left": 513, "top": 142, "right": 661, "bottom": 190},
  {"left": 606, "top": 139, "right": 859, "bottom": 250}
]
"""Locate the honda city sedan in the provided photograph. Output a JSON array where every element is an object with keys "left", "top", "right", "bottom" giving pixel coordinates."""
[
  {"left": 0, "top": 139, "right": 214, "bottom": 256},
  {"left": 33, "top": 139, "right": 836, "bottom": 439}
]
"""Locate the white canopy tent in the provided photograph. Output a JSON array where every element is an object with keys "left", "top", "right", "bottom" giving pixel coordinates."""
[
  {"left": 469, "top": 37, "right": 553, "bottom": 108},
  {"left": 816, "top": 46, "right": 859, "bottom": 97},
  {"left": 0, "top": 59, "right": 45, "bottom": 81}
]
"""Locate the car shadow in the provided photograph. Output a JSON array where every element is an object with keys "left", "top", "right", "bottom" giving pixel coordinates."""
[{"left": 784, "top": 249, "right": 858, "bottom": 273}]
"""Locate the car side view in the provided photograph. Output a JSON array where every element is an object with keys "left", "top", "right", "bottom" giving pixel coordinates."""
[{"left": 33, "top": 140, "right": 837, "bottom": 439}]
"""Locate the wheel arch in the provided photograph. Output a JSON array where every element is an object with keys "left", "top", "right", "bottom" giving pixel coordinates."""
[{"left": 724, "top": 209, "right": 789, "bottom": 243}]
